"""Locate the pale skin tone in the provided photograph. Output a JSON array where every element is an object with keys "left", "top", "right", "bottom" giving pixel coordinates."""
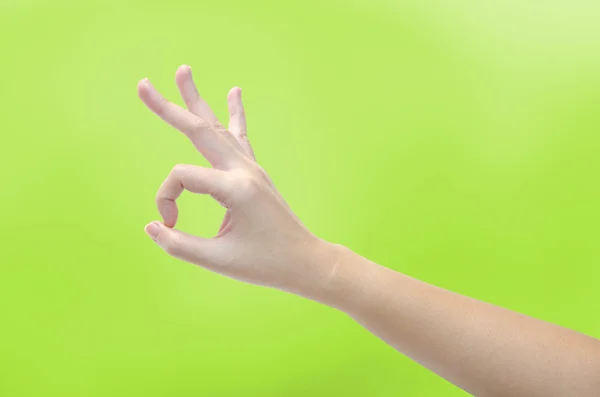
[{"left": 139, "top": 65, "right": 600, "bottom": 397}]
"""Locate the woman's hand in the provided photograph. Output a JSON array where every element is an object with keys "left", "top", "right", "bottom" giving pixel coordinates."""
[
  {"left": 138, "top": 65, "right": 338, "bottom": 298},
  {"left": 138, "top": 67, "right": 600, "bottom": 397}
]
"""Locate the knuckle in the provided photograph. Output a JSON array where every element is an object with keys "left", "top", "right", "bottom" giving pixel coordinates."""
[
  {"left": 240, "top": 175, "right": 260, "bottom": 194},
  {"left": 162, "top": 234, "right": 182, "bottom": 256},
  {"left": 155, "top": 97, "right": 170, "bottom": 115},
  {"left": 171, "top": 163, "right": 190, "bottom": 175},
  {"left": 193, "top": 117, "right": 209, "bottom": 131},
  {"left": 156, "top": 183, "right": 173, "bottom": 203},
  {"left": 155, "top": 189, "right": 165, "bottom": 204},
  {"left": 164, "top": 244, "right": 178, "bottom": 256},
  {"left": 232, "top": 171, "right": 261, "bottom": 200},
  {"left": 213, "top": 122, "right": 234, "bottom": 139},
  {"left": 231, "top": 128, "right": 248, "bottom": 142},
  {"left": 211, "top": 120, "right": 226, "bottom": 131}
]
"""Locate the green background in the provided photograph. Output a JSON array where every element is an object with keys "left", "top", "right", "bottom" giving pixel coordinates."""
[{"left": 1, "top": 0, "right": 599, "bottom": 395}]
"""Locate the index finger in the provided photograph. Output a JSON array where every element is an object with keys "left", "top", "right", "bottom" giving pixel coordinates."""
[
  {"left": 138, "top": 78, "right": 240, "bottom": 169},
  {"left": 156, "top": 164, "right": 232, "bottom": 228}
]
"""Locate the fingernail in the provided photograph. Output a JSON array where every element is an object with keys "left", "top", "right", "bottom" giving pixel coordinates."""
[{"left": 145, "top": 222, "right": 161, "bottom": 239}]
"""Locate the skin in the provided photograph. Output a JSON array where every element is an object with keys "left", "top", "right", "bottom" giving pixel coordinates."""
[{"left": 139, "top": 65, "right": 600, "bottom": 397}]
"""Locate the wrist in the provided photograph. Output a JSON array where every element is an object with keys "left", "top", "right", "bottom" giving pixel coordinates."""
[{"left": 300, "top": 240, "right": 380, "bottom": 314}]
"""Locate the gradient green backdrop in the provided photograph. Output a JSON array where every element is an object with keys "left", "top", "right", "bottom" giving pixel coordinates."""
[{"left": 1, "top": 0, "right": 599, "bottom": 395}]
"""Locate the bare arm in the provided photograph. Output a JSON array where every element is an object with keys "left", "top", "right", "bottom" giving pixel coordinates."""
[
  {"left": 314, "top": 244, "right": 600, "bottom": 397},
  {"left": 139, "top": 65, "right": 600, "bottom": 397}
]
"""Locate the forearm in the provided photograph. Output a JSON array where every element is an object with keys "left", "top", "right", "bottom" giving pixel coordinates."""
[{"left": 311, "top": 242, "right": 600, "bottom": 397}]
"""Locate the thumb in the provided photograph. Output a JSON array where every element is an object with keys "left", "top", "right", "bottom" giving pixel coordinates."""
[{"left": 144, "top": 221, "right": 217, "bottom": 267}]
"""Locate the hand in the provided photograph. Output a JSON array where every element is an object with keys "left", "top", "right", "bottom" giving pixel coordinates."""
[{"left": 138, "top": 65, "right": 337, "bottom": 297}]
